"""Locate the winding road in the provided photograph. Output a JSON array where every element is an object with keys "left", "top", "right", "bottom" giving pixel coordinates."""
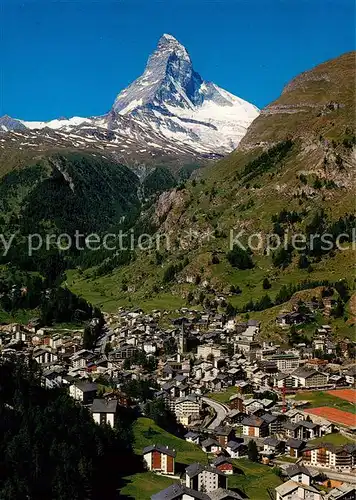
[{"left": 201, "top": 397, "right": 229, "bottom": 430}]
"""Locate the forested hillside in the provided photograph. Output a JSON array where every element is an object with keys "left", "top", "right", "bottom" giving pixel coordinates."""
[{"left": 0, "top": 360, "right": 141, "bottom": 500}]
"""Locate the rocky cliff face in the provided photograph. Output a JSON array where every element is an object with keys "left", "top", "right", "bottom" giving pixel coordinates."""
[{"left": 112, "top": 34, "right": 259, "bottom": 154}]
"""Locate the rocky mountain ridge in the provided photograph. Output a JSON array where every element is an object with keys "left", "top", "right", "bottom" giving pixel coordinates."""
[{"left": 0, "top": 34, "right": 259, "bottom": 171}]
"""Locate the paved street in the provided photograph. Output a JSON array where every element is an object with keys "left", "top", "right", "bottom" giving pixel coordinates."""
[
  {"left": 201, "top": 397, "right": 228, "bottom": 429},
  {"left": 276, "top": 460, "right": 356, "bottom": 484}
]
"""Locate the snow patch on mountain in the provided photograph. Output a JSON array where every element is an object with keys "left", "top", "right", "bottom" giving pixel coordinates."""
[{"left": 20, "top": 116, "right": 90, "bottom": 130}]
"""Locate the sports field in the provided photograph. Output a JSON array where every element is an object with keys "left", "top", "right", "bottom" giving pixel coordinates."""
[
  {"left": 305, "top": 407, "right": 355, "bottom": 426},
  {"left": 326, "top": 389, "right": 356, "bottom": 403}
]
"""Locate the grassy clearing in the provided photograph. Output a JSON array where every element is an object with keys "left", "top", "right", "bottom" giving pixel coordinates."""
[
  {"left": 310, "top": 433, "right": 355, "bottom": 446},
  {"left": 0, "top": 309, "right": 38, "bottom": 324},
  {"left": 294, "top": 391, "right": 356, "bottom": 414},
  {"left": 229, "top": 458, "right": 283, "bottom": 500},
  {"left": 133, "top": 418, "right": 207, "bottom": 465},
  {"left": 120, "top": 472, "right": 177, "bottom": 500},
  {"left": 207, "top": 386, "right": 240, "bottom": 404}
]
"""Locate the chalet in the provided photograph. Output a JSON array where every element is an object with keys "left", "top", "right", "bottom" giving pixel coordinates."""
[
  {"left": 250, "top": 407, "right": 267, "bottom": 418},
  {"left": 143, "top": 444, "right": 176, "bottom": 475},
  {"left": 70, "top": 349, "right": 94, "bottom": 369},
  {"left": 326, "top": 484, "right": 356, "bottom": 500},
  {"left": 285, "top": 409, "right": 305, "bottom": 423},
  {"left": 243, "top": 399, "right": 264, "bottom": 414},
  {"left": 236, "top": 381, "right": 253, "bottom": 394},
  {"left": 242, "top": 416, "right": 269, "bottom": 437},
  {"left": 69, "top": 381, "right": 97, "bottom": 404},
  {"left": 185, "top": 431, "right": 201, "bottom": 445},
  {"left": 110, "top": 344, "right": 138, "bottom": 360},
  {"left": 212, "top": 456, "right": 234, "bottom": 475},
  {"left": 291, "top": 368, "right": 329, "bottom": 388},
  {"left": 225, "top": 441, "right": 247, "bottom": 459},
  {"left": 201, "top": 438, "right": 222, "bottom": 454},
  {"left": 276, "top": 312, "right": 307, "bottom": 327},
  {"left": 227, "top": 410, "right": 247, "bottom": 426},
  {"left": 283, "top": 421, "right": 321, "bottom": 440},
  {"left": 275, "top": 480, "right": 322, "bottom": 500},
  {"left": 91, "top": 398, "right": 117, "bottom": 427},
  {"left": 285, "top": 438, "right": 306, "bottom": 458},
  {"left": 33, "top": 348, "right": 58, "bottom": 365},
  {"left": 285, "top": 464, "right": 313, "bottom": 486},
  {"left": 185, "top": 463, "right": 227, "bottom": 493},
  {"left": 214, "top": 426, "right": 235, "bottom": 447},
  {"left": 345, "top": 367, "right": 356, "bottom": 386},
  {"left": 151, "top": 484, "right": 210, "bottom": 500},
  {"left": 263, "top": 437, "right": 285, "bottom": 455},
  {"left": 260, "top": 413, "right": 286, "bottom": 434},
  {"left": 42, "top": 368, "right": 64, "bottom": 389}
]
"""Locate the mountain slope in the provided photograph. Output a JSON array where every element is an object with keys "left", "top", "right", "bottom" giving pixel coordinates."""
[
  {"left": 68, "top": 52, "right": 356, "bottom": 327},
  {"left": 0, "top": 151, "right": 141, "bottom": 270}
]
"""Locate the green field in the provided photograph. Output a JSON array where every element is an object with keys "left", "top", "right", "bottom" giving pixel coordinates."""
[
  {"left": 122, "top": 418, "right": 287, "bottom": 500},
  {"left": 310, "top": 433, "right": 356, "bottom": 446},
  {"left": 120, "top": 472, "right": 177, "bottom": 500},
  {"left": 294, "top": 391, "right": 356, "bottom": 414},
  {"left": 133, "top": 417, "right": 207, "bottom": 465},
  {"left": 207, "top": 386, "right": 240, "bottom": 404},
  {"left": 229, "top": 458, "right": 283, "bottom": 500}
]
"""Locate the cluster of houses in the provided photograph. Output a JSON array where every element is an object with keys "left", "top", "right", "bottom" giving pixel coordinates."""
[
  {"left": 0, "top": 305, "right": 355, "bottom": 500},
  {"left": 142, "top": 440, "right": 356, "bottom": 500}
]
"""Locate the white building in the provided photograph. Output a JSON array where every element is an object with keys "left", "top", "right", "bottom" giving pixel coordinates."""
[
  {"left": 185, "top": 463, "right": 227, "bottom": 492},
  {"left": 91, "top": 399, "right": 117, "bottom": 427}
]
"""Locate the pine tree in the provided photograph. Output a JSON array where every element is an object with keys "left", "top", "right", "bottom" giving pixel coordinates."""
[{"left": 247, "top": 439, "right": 259, "bottom": 462}]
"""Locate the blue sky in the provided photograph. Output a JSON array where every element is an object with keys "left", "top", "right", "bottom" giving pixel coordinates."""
[{"left": 1, "top": 0, "right": 355, "bottom": 120}]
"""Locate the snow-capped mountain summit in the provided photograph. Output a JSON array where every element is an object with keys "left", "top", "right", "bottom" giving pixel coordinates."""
[
  {"left": 0, "top": 34, "right": 259, "bottom": 161},
  {"left": 113, "top": 33, "right": 204, "bottom": 113},
  {"left": 112, "top": 33, "right": 259, "bottom": 153}
]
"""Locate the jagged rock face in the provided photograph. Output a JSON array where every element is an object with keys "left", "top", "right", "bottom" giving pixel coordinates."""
[
  {"left": 113, "top": 34, "right": 204, "bottom": 112},
  {"left": 112, "top": 34, "right": 259, "bottom": 154},
  {"left": 0, "top": 115, "right": 27, "bottom": 132}
]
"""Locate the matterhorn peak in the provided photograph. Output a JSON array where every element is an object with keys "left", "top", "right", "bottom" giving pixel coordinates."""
[
  {"left": 4, "top": 34, "right": 259, "bottom": 157},
  {"left": 156, "top": 33, "right": 188, "bottom": 55},
  {"left": 111, "top": 34, "right": 259, "bottom": 153}
]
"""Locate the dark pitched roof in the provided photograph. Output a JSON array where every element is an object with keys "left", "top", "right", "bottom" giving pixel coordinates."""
[
  {"left": 184, "top": 431, "right": 200, "bottom": 440},
  {"left": 151, "top": 484, "right": 209, "bottom": 500},
  {"left": 227, "top": 440, "right": 245, "bottom": 450},
  {"left": 300, "top": 421, "right": 319, "bottom": 429},
  {"left": 260, "top": 413, "right": 277, "bottom": 424},
  {"left": 201, "top": 438, "right": 220, "bottom": 448},
  {"left": 91, "top": 399, "right": 117, "bottom": 414},
  {"left": 213, "top": 456, "right": 233, "bottom": 467},
  {"left": 286, "top": 438, "right": 305, "bottom": 449},
  {"left": 292, "top": 367, "right": 326, "bottom": 379},
  {"left": 242, "top": 416, "right": 266, "bottom": 427},
  {"left": 185, "top": 463, "right": 224, "bottom": 478},
  {"left": 263, "top": 437, "right": 282, "bottom": 447},
  {"left": 208, "top": 489, "right": 244, "bottom": 500},
  {"left": 214, "top": 425, "right": 233, "bottom": 435},
  {"left": 142, "top": 444, "right": 176, "bottom": 458},
  {"left": 73, "top": 381, "right": 97, "bottom": 392},
  {"left": 285, "top": 464, "right": 312, "bottom": 478}
]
